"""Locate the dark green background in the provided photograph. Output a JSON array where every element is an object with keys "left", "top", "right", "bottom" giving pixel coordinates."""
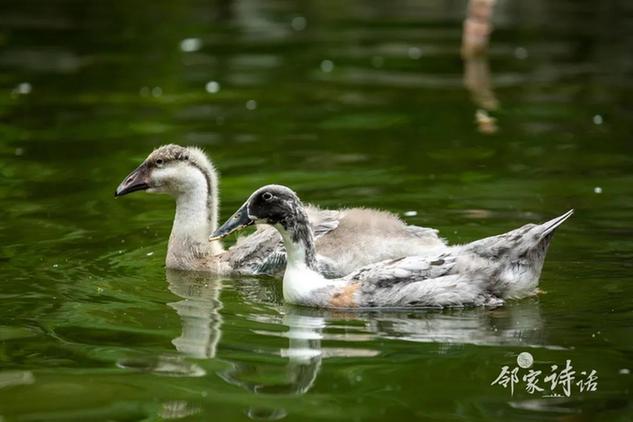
[{"left": 1, "top": 0, "right": 632, "bottom": 420}]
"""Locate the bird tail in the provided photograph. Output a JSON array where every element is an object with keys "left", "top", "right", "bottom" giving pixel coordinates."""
[
  {"left": 456, "top": 209, "right": 573, "bottom": 300},
  {"left": 459, "top": 209, "right": 574, "bottom": 255}
]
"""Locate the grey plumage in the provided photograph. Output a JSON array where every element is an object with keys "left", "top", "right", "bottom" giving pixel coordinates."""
[
  {"left": 337, "top": 209, "right": 574, "bottom": 308},
  {"left": 211, "top": 184, "right": 573, "bottom": 309}
]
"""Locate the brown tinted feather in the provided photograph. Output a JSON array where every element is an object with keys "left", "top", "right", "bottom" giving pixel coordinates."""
[{"left": 329, "top": 282, "right": 360, "bottom": 308}]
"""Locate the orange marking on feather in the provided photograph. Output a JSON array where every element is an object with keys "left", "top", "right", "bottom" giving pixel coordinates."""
[{"left": 330, "top": 282, "right": 360, "bottom": 308}]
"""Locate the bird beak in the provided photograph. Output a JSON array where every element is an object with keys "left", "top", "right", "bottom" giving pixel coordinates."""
[
  {"left": 209, "top": 202, "right": 255, "bottom": 241},
  {"left": 115, "top": 163, "right": 151, "bottom": 197}
]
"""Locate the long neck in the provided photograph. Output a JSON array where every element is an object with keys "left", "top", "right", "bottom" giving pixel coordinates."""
[
  {"left": 167, "top": 166, "right": 223, "bottom": 267},
  {"left": 276, "top": 208, "right": 318, "bottom": 272},
  {"left": 204, "top": 164, "right": 220, "bottom": 235}
]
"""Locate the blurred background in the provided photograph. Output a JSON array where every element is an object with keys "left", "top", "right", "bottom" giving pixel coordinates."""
[{"left": 0, "top": 0, "right": 632, "bottom": 420}]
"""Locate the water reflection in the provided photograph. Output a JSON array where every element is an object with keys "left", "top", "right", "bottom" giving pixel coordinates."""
[
  {"left": 165, "top": 271, "right": 553, "bottom": 383},
  {"left": 166, "top": 269, "right": 223, "bottom": 359},
  {"left": 165, "top": 278, "right": 324, "bottom": 390},
  {"left": 117, "top": 268, "right": 554, "bottom": 420},
  {"left": 218, "top": 312, "right": 326, "bottom": 420},
  {"left": 364, "top": 302, "right": 551, "bottom": 348},
  {"left": 218, "top": 311, "right": 325, "bottom": 396},
  {"left": 116, "top": 354, "right": 206, "bottom": 377},
  {"left": 114, "top": 270, "right": 219, "bottom": 377},
  {"left": 0, "top": 370, "right": 35, "bottom": 389},
  {"left": 234, "top": 279, "right": 551, "bottom": 350},
  {"left": 462, "top": 0, "right": 499, "bottom": 134},
  {"left": 166, "top": 270, "right": 325, "bottom": 420}
]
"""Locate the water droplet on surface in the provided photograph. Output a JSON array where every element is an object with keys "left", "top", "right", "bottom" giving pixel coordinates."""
[
  {"left": 146, "top": 252, "right": 154, "bottom": 256},
  {"left": 205, "top": 81, "right": 220, "bottom": 94},
  {"left": 15, "top": 148, "right": 24, "bottom": 156},
  {"left": 291, "top": 16, "right": 307, "bottom": 31},
  {"left": 404, "top": 210, "right": 417, "bottom": 217},
  {"left": 594, "top": 186, "right": 603, "bottom": 194},
  {"left": 180, "top": 38, "right": 202, "bottom": 52},
  {"left": 593, "top": 114, "right": 603, "bottom": 125},
  {"left": 151, "top": 86, "right": 162, "bottom": 97},
  {"left": 620, "top": 368, "right": 630, "bottom": 375},
  {"left": 514, "top": 47, "right": 528, "bottom": 59},
  {"left": 13, "top": 82, "right": 32, "bottom": 95},
  {"left": 320, "top": 59, "right": 334, "bottom": 73},
  {"left": 246, "top": 99, "right": 257, "bottom": 110},
  {"left": 408, "top": 47, "right": 422, "bottom": 60}
]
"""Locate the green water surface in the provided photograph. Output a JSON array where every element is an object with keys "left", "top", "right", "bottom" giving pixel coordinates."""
[{"left": 1, "top": 1, "right": 632, "bottom": 420}]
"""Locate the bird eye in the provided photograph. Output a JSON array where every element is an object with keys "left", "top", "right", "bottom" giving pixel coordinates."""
[
  {"left": 262, "top": 192, "right": 273, "bottom": 201},
  {"left": 155, "top": 159, "right": 164, "bottom": 166}
]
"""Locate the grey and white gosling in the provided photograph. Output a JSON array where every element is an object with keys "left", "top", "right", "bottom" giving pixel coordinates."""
[{"left": 209, "top": 184, "right": 573, "bottom": 309}]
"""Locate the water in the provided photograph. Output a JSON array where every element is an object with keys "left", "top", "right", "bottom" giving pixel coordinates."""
[{"left": 1, "top": 0, "right": 633, "bottom": 420}]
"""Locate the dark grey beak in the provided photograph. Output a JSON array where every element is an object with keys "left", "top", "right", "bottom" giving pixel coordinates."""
[
  {"left": 209, "top": 202, "right": 255, "bottom": 241},
  {"left": 115, "top": 163, "right": 150, "bottom": 197}
]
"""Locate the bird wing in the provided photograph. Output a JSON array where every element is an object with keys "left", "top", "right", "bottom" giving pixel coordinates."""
[
  {"left": 347, "top": 254, "right": 457, "bottom": 286},
  {"left": 345, "top": 254, "right": 496, "bottom": 308},
  {"left": 228, "top": 225, "right": 283, "bottom": 275},
  {"left": 305, "top": 206, "right": 340, "bottom": 238},
  {"left": 405, "top": 225, "right": 445, "bottom": 243}
]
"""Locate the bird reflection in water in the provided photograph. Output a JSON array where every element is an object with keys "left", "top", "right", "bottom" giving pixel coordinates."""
[
  {"left": 165, "top": 271, "right": 374, "bottom": 420},
  {"left": 162, "top": 271, "right": 550, "bottom": 420},
  {"left": 166, "top": 269, "right": 223, "bottom": 359},
  {"left": 462, "top": 0, "right": 499, "bottom": 134}
]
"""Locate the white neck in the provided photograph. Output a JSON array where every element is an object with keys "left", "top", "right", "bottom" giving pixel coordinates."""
[
  {"left": 166, "top": 167, "right": 223, "bottom": 268},
  {"left": 278, "top": 226, "right": 310, "bottom": 270},
  {"left": 275, "top": 224, "right": 330, "bottom": 305}
]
